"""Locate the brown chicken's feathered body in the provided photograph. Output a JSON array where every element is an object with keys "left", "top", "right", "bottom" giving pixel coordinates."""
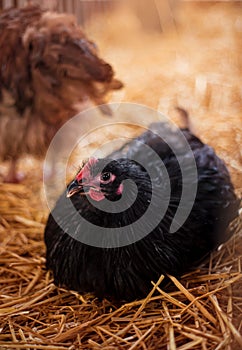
[{"left": 0, "top": 5, "right": 122, "bottom": 181}]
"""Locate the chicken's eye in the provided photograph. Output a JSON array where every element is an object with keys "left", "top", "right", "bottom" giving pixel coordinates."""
[{"left": 100, "top": 172, "right": 112, "bottom": 183}]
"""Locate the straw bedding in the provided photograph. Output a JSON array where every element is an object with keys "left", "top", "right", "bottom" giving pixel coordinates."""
[{"left": 0, "top": 1, "right": 241, "bottom": 349}]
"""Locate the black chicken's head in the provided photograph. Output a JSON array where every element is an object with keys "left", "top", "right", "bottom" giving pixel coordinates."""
[{"left": 67, "top": 157, "right": 141, "bottom": 202}]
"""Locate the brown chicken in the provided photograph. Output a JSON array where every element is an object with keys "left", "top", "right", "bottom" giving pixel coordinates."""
[{"left": 0, "top": 5, "right": 122, "bottom": 182}]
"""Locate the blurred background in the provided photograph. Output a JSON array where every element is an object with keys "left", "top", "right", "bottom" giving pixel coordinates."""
[
  {"left": 0, "top": 0, "right": 241, "bottom": 187},
  {"left": 0, "top": 0, "right": 178, "bottom": 28}
]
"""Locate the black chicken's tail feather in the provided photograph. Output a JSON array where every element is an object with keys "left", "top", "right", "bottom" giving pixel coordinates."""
[{"left": 175, "top": 106, "right": 191, "bottom": 131}]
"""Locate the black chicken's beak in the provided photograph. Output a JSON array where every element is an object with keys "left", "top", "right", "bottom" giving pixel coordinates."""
[{"left": 66, "top": 180, "right": 84, "bottom": 198}]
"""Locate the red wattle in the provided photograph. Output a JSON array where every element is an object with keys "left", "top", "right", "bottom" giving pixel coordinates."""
[{"left": 88, "top": 189, "right": 105, "bottom": 202}]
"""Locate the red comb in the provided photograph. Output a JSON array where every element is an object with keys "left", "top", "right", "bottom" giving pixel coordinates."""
[{"left": 76, "top": 157, "right": 98, "bottom": 181}]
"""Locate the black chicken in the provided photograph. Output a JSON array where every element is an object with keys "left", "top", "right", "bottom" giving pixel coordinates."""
[{"left": 44, "top": 122, "right": 239, "bottom": 301}]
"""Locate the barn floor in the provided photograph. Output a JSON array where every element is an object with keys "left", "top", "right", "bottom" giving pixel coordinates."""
[{"left": 0, "top": 1, "right": 242, "bottom": 349}]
